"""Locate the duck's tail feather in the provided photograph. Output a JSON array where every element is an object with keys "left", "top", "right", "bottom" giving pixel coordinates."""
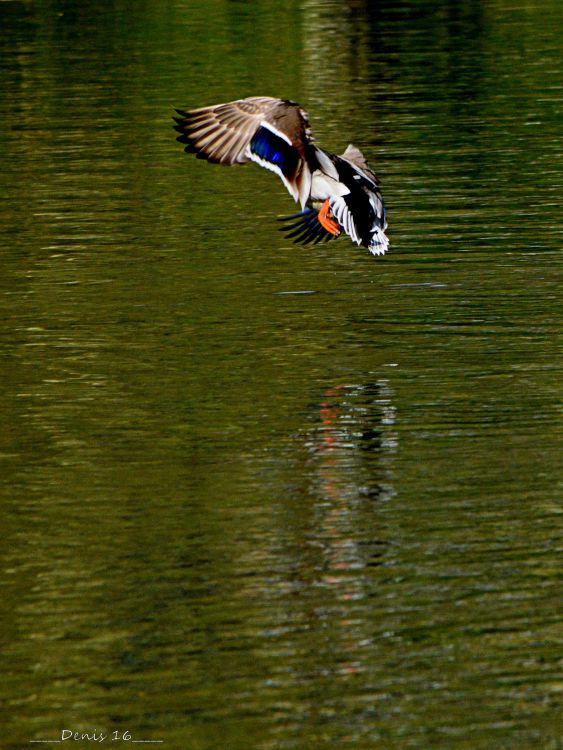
[
  {"left": 367, "top": 227, "right": 389, "bottom": 256},
  {"left": 277, "top": 209, "right": 338, "bottom": 246}
]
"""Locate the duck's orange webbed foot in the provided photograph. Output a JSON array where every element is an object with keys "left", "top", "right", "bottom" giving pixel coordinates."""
[{"left": 318, "top": 199, "right": 341, "bottom": 236}]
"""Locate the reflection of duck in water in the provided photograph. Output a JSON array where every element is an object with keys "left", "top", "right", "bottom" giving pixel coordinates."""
[
  {"left": 297, "top": 382, "right": 396, "bottom": 677},
  {"left": 304, "top": 382, "right": 396, "bottom": 580},
  {"left": 174, "top": 97, "right": 389, "bottom": 256},
  {"left": 311, "top": 382, "right": 397, "bottom": 504}
]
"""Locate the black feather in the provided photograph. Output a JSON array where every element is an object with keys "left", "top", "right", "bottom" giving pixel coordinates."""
[{"left": 277, "top": 209, "right": 337, "bottom": 247}]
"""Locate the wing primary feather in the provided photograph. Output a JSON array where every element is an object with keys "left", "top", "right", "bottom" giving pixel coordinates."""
[{"left": 277, "top": 209, "right": 337, "bottom": 246}]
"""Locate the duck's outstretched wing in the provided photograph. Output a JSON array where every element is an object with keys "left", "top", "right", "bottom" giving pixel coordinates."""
[
  {"left": 329, "top": 193, "right": 389, "bottom": 256},
  {"left": 277, "top": 209, "right": 337, "bottom": 246},
  {"left": 174, "top": 97, "right": 313, "bottom": 206},
  {"left": 339, "top": 144, "right": 379, "bottom": 184},
  {"left": 331, "top": 145, "right": 389, "bottom": 256}
]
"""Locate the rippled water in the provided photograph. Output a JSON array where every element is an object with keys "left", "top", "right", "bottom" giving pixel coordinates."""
[{"left": 1, "top": 1, "right": 562, "bottom": 748}]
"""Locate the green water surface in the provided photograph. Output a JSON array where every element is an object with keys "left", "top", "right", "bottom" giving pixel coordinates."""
[{"left": 0, "top": 1, "right": 561, "bottom": 749}]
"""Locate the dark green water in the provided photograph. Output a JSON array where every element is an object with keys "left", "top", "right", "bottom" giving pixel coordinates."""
[{"left": 1, "top": 1, "right": 561, "bottom": 748}]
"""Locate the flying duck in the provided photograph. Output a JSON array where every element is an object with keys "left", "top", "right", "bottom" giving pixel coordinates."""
[{"left": 173, "top": 96, "right": 389, "bottom": 256}]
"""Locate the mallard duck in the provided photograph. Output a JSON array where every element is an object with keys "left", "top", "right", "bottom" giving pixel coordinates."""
[{"left": 173, "top": 96, "right": 388, "bottom": 256}]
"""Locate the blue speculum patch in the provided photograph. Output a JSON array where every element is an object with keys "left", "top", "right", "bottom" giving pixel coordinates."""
[{"left": 250, "top": 126, "right": 298, "bottom": 178}]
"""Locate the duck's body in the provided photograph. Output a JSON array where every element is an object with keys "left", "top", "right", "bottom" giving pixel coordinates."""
[{"left": 173, "top": 96, "right": 388, "bottom": 256}]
